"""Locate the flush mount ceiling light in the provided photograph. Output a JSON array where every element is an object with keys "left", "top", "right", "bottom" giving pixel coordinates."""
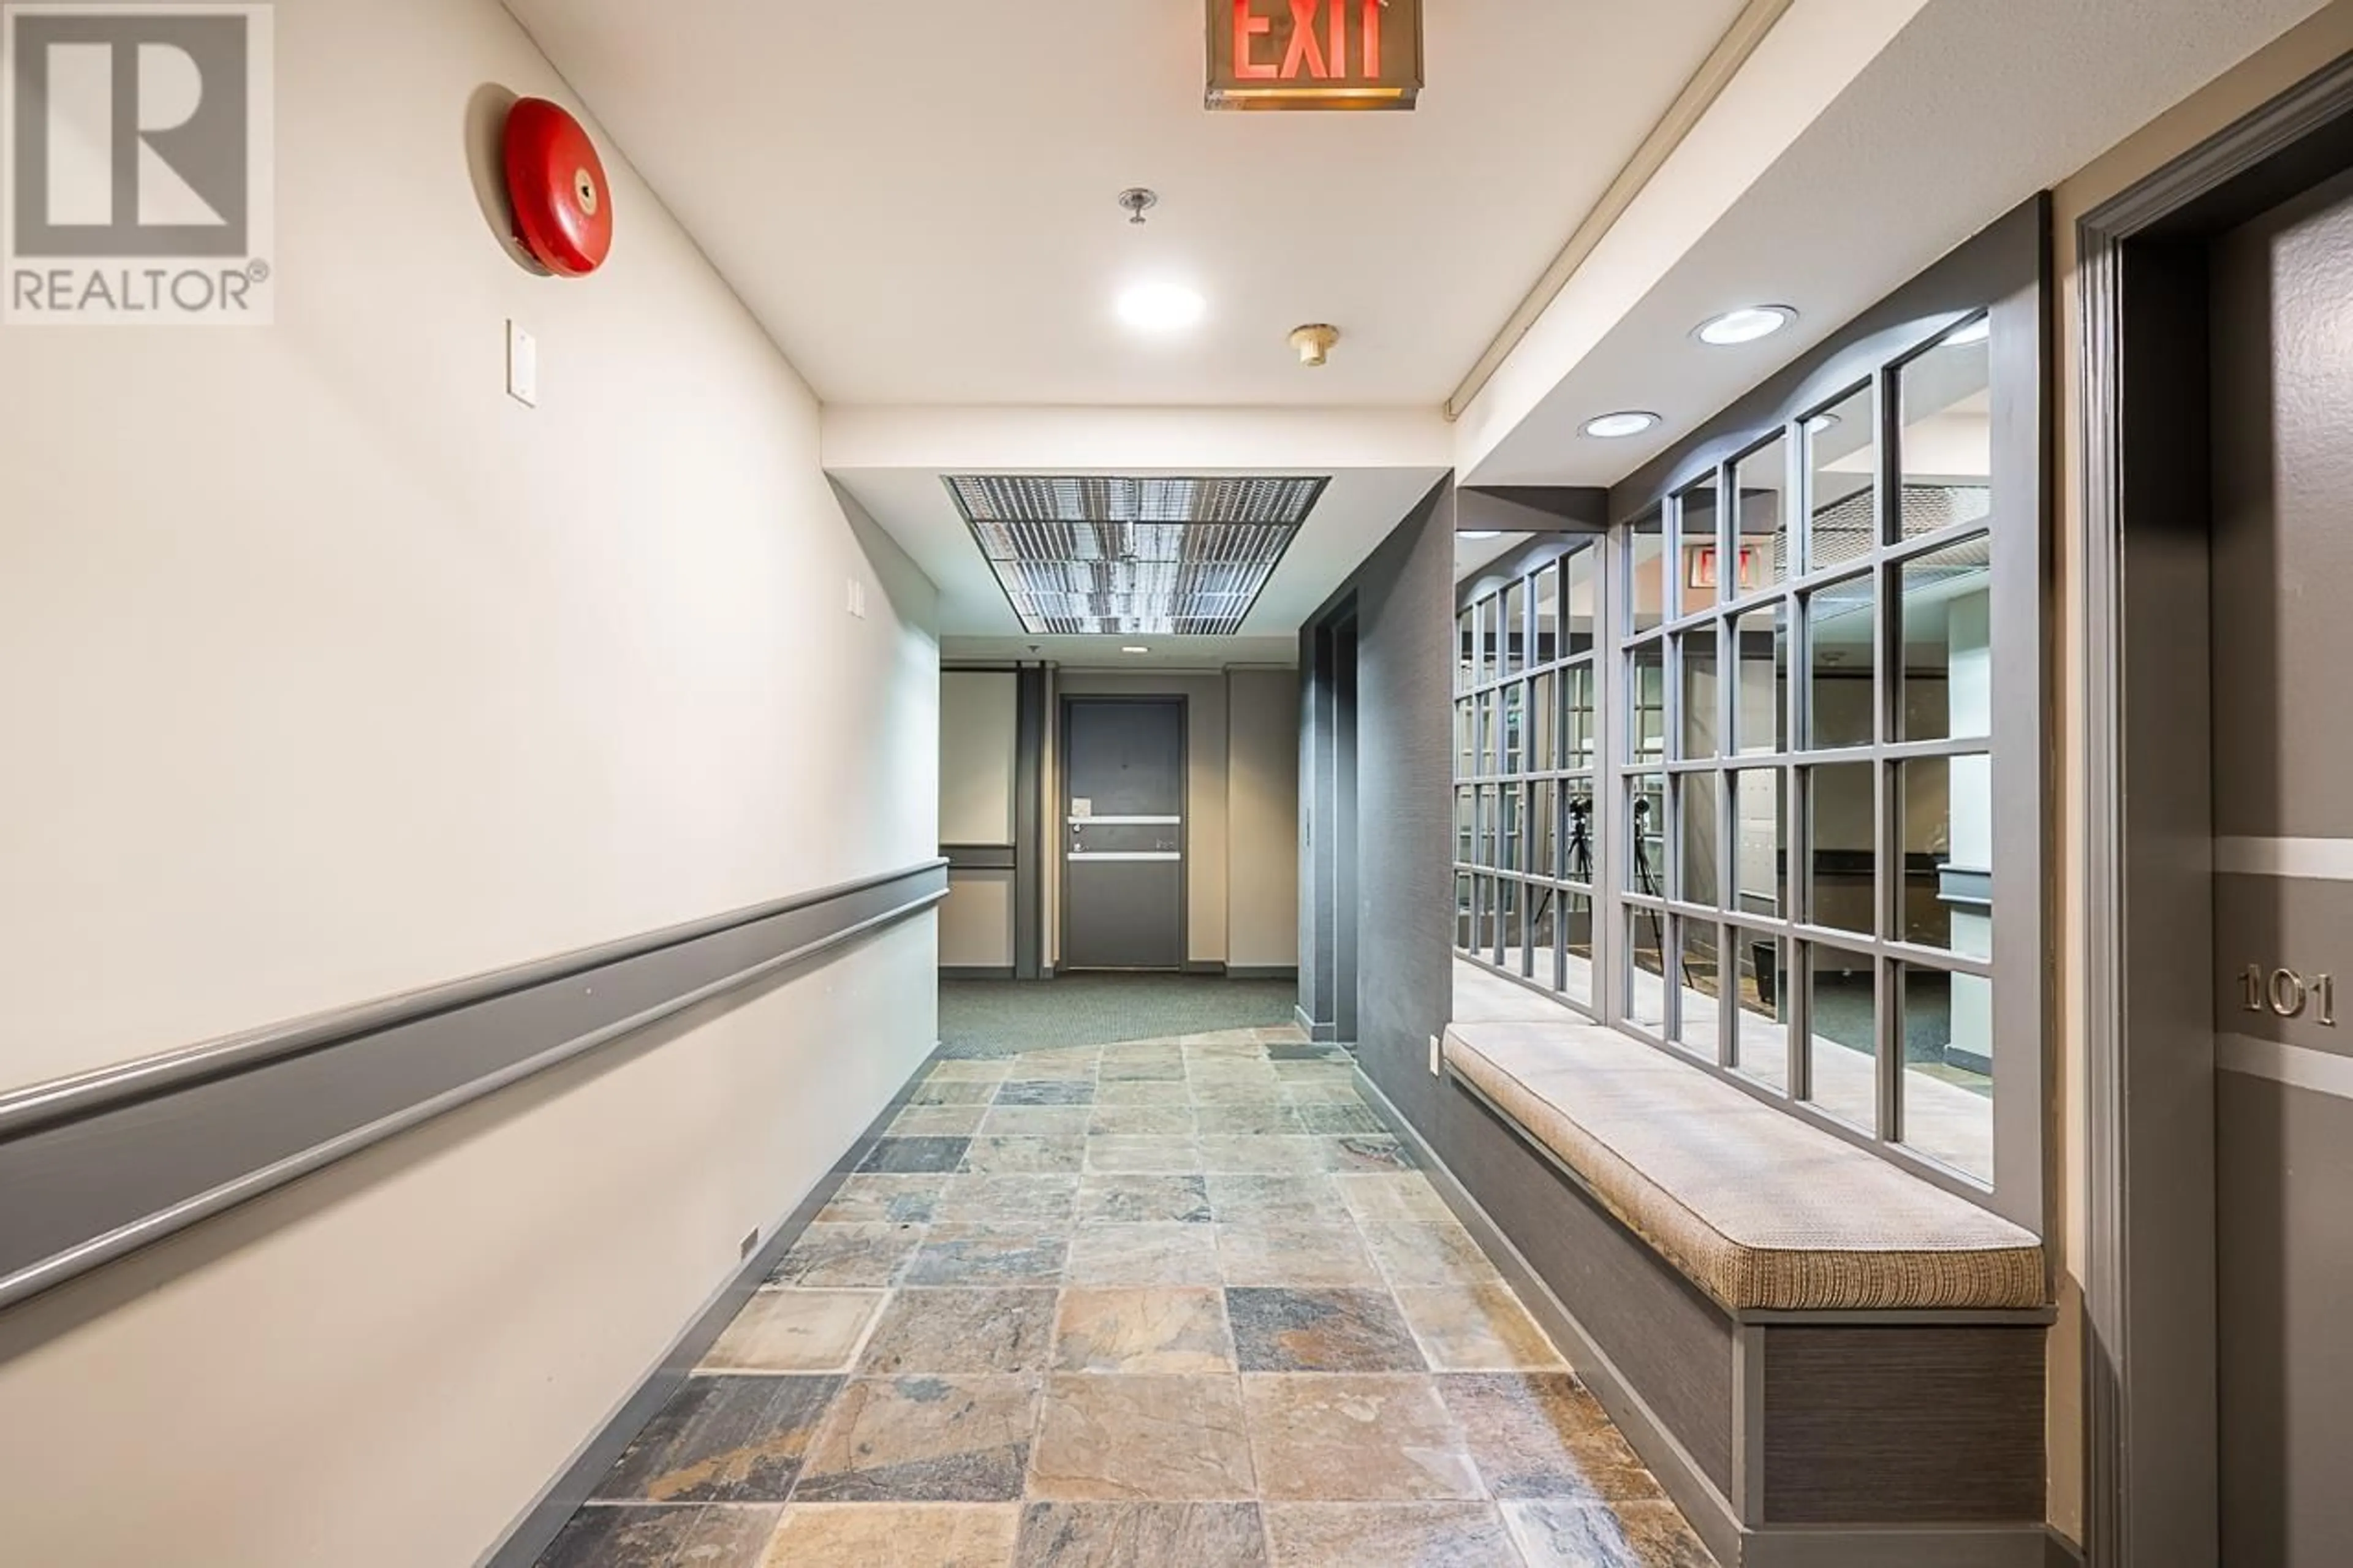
[
  {"left": 1694, "top": 305, "right": 1797, "bottom": 346},
  {"left": 1946, "top": 314, "right": 1991, "bottom": 345},
  {"left": 1582, "top": 411, "right": 1661, "bottom": 439},
  {"left": 946, "top": 475, "right": 1327, "bottom": 637},
  {"left": 1118, "top": 282, "right": 1206, "bottom": 331}
]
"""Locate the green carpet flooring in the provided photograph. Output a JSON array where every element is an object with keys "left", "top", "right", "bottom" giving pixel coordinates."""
[{"left": 939, "top": 975, "right": 1300, "bottom": 1056}]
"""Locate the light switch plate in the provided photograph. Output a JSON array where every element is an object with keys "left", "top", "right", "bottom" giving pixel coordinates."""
[{"left": 506, "top": 319, "right": 537, "bottom": 407}]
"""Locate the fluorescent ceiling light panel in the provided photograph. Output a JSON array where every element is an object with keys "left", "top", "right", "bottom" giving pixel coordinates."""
[{"left": 946, "top": 475, "right": 1327, "bottom": 637}]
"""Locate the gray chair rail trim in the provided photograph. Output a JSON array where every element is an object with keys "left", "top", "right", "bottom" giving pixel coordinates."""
[{"left": 0, "top": 860, "right": 949, "bottom": 1312}]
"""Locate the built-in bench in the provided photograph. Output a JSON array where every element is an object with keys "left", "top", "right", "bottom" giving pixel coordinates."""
[
  {"left": 1430, "top": 965, "right": 2055, "bottom": 1568},
  {"left": 1444, "top": 1019, "right": 2044, "bottom": 1313}
]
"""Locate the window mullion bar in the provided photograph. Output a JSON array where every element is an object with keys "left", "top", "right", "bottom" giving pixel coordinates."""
[
  {"left": 1788, "top": 420, "right": 1814, "bottom": 1105},
  {"left": 1882, "top": 735, "right": 1991, "bottom": 763},
  {"left": 1715, "top": 462, "right": 1737, "bottom": 1070},
  {"left": 1875, "top": 363, "right": 1903, "bottom": 1147},
  {"left": 1661, "top": 492, "right": 1684, "bottom": 1047},
  {"left": 1599, "top": 527, "right": 1626, "bottom": 1029}
]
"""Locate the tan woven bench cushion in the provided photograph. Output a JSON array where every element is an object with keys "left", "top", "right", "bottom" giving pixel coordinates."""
[{"left": 1444, "top": 1018, "right": 2045, "bottom": 1312}]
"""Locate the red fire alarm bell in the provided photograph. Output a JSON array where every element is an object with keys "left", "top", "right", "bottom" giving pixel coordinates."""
[{"left": 503, "top": 97, "right": 613, "bottom": 276}]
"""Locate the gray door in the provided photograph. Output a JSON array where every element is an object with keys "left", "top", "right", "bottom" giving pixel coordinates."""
[
  {"left": 1062, "top": 699, "right": 1185, "bottom": 970},
  {"left": 2210, "top": 165, "right": 2353, "bottom": 1567}
]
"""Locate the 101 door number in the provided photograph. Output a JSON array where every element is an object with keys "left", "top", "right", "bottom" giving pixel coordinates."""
[{"left": 2240, "top": 964, "right": 2338, "bottom": 1026}]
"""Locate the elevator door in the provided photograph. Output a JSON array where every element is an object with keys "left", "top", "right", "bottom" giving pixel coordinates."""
[
  {"left": 1061, "top": 699, "right": 1185, "bottom": 971},
  {"left": 2210, "top": 164, "right": 2353, "bottom": 1567}
]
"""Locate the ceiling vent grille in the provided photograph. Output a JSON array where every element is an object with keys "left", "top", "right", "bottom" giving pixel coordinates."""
[
  {"left": 1808, "top": 483, "right": 1993, "bottom": 571},
  {"left": 946, "top": 475, "right": 1327, "bottom": 636}
]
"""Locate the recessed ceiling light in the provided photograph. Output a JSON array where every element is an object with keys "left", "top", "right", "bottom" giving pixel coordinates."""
[
  {"left": 1947, "top": 315, "right": 1991, "bottom": 345},
  {"left": 1458, "top": 531, "right": 1502, "bottom": 542},
  {"left": 1805, "top": 412, "right": 1841, "bottom": 436},
  {"left": 1694, "top": 305, "right": 1797, "bottom": 346},
  {"left": 1582, "top": 411, "right": 1661, "bottom": 439},
  {"left": 1122, "top": 645, "right": 1151, "bottom": 654},
  {"left": 1118, "top": 282, "right": 1206, "bottom": 331}
]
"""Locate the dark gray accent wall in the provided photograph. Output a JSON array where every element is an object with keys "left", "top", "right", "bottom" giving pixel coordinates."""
[
  {"left": 1298, "top": 617, "right": 1355, "bottom": 1038},
  {"left": 2205, "top": 153, "right": 2353, "bottom": 1568},
  {"left": 2077, "top": 56, "right": 2353, "bottom": 1568},
  {"left": 1458, "top": 485, "right": 1610, "bottom": 535},
  {"left": 2215, "top": 1074, "right": 2353, "bottom": 1566},
  {"left": 1302, "top": 480, "right": 1749, "bottom": 1479},
  {"left": 1305, "top": 479, "right": 1455, "bottom": 1093},
  {"left": 1455, "top": 1087, "right": 1738, "bottom": 1491},
  {"left": 1015, "top": 664, "right": 1048, "bottom": 979},
  {"left": 0, "top": 861, "right": 949, "bottom": 1312},
  {"left": 1296, "top": 636, "right": 1326, "bottom": 1033}
]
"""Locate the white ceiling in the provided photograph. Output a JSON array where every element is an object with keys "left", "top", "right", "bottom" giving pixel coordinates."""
[
  {"left": 506, "top": 0, "right": 2328, "bottom": 668},
  {"left": 1455, "top": 0, "right": 2333, "bottom": 486},
  {"left": 836, "top": 463, "right": 1446, "bottom": 644},
  {"left": 504, "top": 0, "right": 1752, "bottom": 407},
  {"left": 938, "top": 635, "right": 1303, "bottom": 672},
  {"left": 825, "top": 404, "right": 1450, "bottom": 656},
  {"left": 1454, "top": 531, "right": 1534, "bottom": 578}
]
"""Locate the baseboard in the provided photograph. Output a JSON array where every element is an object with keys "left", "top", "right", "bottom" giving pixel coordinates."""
[
  {"left": 478, "top": 1042, "right": 939, "bottom": 1568},
  {"left": 2046, "top": 1526, "right": 2087, "bottom": 1567},
  {"left": 1295, "top": 1006, "right": 1339, "bottom": 1042},
  {"left": 1226, "top": 965, "right": 1299, "bottom": 982},
  {"left": 940, "top": 964, "right": 1016, "bottom": 980},
  {"left": 1351, "top": 1067, "right": 1747, "bottom": 1567},
  {"left": 1741, "top": 1526, "right": 2055, "bottom": 1568},
  {"left": 1354, "top": 1066, "right": 2059, "bottom": 1568}
]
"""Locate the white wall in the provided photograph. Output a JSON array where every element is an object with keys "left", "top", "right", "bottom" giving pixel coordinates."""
[
  {"left": 1228, "top": 667, "right": 1303, "bottom": 970},
  {"left": 939, "top": 869, "right": 1017, "bottom": 969},
  {"left": 937, "top": 670, "right": 1018, "bottom": 969},
  {"left": 0, "top": 0, "right": 938, "bottom": 1561},
  {"left": 940, "top": 670, "right": 1018, "bottom": 846}
]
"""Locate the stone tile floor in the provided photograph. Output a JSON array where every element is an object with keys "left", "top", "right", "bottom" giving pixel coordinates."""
[{"left": 537, "top": 1028, "right": 1716, "bottom": 1568}]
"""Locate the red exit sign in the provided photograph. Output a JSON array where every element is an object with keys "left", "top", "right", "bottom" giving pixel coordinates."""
[{"left": 1207, "top": 0, "right": 1423, "bottom": 111}]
